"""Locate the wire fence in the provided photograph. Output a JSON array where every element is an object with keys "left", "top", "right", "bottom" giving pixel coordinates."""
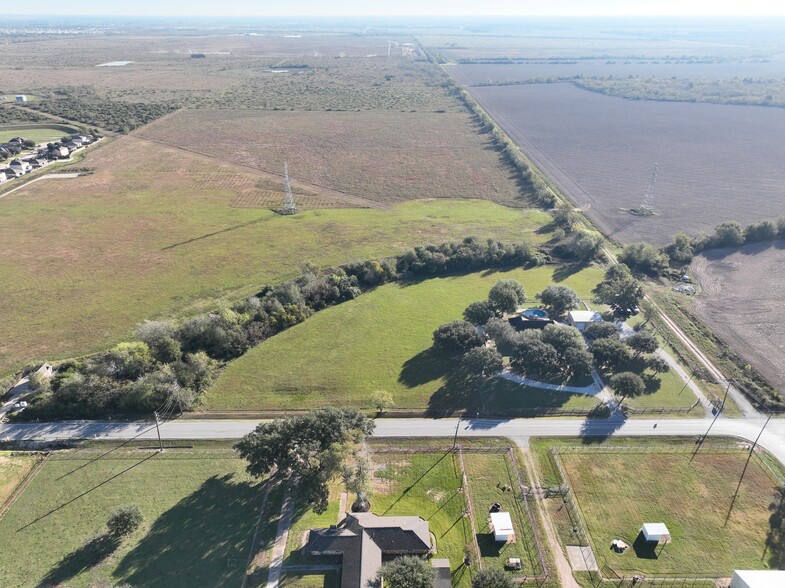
[{"left": 546, "top": 445, "right": 769, "bottom": 585}]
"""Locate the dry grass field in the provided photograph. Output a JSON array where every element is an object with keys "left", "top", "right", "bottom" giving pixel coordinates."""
[
  {"left": 465, "top": 82, "right": 785, "bottom": 244},
  {"left": 0, "top": 33, "right": 455, "bottom": 112},
  {"left": 137, "top": 109, "right": 526, "bottom": 205},
  {"left": 691, "top": 243, "right": 785, "bottom": 391},
  {"left": 0, "top": 134, "right": 548, "bottom": 374}
]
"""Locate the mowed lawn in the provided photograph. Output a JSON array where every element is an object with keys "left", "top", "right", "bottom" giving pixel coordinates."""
[
  {"left": 0, "top": 134, "right": 552, "bottom": 375},
  {"left": 561, "top": 451, "right": 782, "bottom": 576},
  {"left": 0, "top": 126, "right": 77, "bottom": 143},
  {"left": 0, "top": 448, "right": 262, "bottom": 588},
  {"left": 206, "top": 266, "right": 604, "bottom": 412}
]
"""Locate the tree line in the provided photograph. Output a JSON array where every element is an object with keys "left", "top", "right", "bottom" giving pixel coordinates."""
[
  {"left": 620, "top": 217, "right": 785, "bottom": 277},
  {"left": 11, "top": 237, "right": 543, "bottom": 420}
]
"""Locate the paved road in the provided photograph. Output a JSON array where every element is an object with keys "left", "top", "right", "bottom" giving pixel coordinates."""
[{"left": 2, "top": 416, "right": 784, "bottom": 462}]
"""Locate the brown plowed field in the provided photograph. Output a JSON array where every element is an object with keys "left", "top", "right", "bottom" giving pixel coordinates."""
[
  {"left": 691, "top": 243, "right": 785, "bottom": 390},
  {"left": 136, "top": 109, "right": 527, "bottom": 206},
  {"left": 466, "top": 82, "right": 785, "bottom": 244}
]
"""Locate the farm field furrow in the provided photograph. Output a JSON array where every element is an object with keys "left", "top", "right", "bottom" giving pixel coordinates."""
[
  {"left": 136, "top": 109, "right": 526, "bottom": 206},
  {"left": 464, "top": 82, "right": 785, "bottom": 245},
  {"left": 0, "top": 134, "right": 550, "bottom": 375},
  {"left": 690, "top": 242, "right": 785, "bottom": 391}
]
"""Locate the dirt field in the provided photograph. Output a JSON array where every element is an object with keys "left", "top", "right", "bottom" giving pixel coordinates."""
[
  {"left": 137, "top": 109, "right": 526, "bottom": 205},
  {"left": 465, "top": 82, "right": 785, "bottom": 244},
  {"left": 691, "top": 242, "right": 785, "bottom": 391}
]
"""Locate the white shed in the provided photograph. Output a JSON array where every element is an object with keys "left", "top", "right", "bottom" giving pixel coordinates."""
[
  {"left": 567, "top": 310, "right": 603, "bottom": 331},
  {"left": 731, "top": 570, "right": 785, "bottom": 588},
  {"left": 490, "top": 512, "right": 515, "bottom": 543},
  {"left": 641, "top": 523, "right": 671, "bottom": 543}
]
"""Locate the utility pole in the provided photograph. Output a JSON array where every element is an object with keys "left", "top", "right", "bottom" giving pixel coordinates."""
[
  {"left": 453, "top": 415, "right": 461, "bottom": 450},
  {"left": 693, "top": 379, "right": 731, "bottom": 458},
  {"left": 725, "top": 411, "right": 772, "bottom": 524},
  {"left": 154, "top": 411, "right": 163, "bottom": 452}
]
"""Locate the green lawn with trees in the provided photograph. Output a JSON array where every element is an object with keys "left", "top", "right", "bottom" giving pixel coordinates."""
[
  {"left": 205, "top": 266, "right": 604, "bottom": 413},
  {"left": 0, "top": 446, "right": 261, "bottom": 588}
]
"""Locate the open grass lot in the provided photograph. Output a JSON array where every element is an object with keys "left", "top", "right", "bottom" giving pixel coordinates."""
[
  {"left": 206, "top": 266, "right": 604, "bottom": 413},
  {"left": 0, "top": 451, "right": 41, "bottom": 506},
  {"left": 279, "top": 570, "right": 339, "bottom": 587},
  {"left": 559, "top": 450, "right": 783, "bottom": 576},
  {"left": 0, "top": 447, "right": 262, "bottom": 588},
  {"left": 0, "top": 125, "right": 77, "bottom": 143},
  {"left": 137, "top": 109, "right": 527, "bottom": 206},
  {"left": 0, "top": 133, "right": 551, "bottom": 375},
  {"left": 463, "top": 452, "right": 542, "bottom": 577},
  {"left": 690, "top": 243, "right": 785, "bottom": 392},
  {"left": 463, "top": 82, "right": 785, "bottom": 245}
]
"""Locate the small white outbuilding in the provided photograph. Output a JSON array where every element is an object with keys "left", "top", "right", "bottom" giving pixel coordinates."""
[
  {"left": 490, "top": 512, "right": 515, "bottom": 543},
  {"left": 731, "top": 570, "right": 785, "bottom": 588},
  {"left": 641, "top": 523, "right": 671, "bottom": 543}
]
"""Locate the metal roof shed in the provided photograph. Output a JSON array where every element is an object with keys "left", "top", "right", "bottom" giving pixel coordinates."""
[
  {"left": 641, "top": 523, "right": 671, "bottom": 543},
  {"left": 490, "top": 512, "right": 515, "bottom": 543}
]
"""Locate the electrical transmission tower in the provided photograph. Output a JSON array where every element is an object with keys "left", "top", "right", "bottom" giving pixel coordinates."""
[
  {"left": 281, "top": 162, "right": 297, "bottom": 215},
  {"left": 640, "top": 163, "right": 658, "bottom": 214}
]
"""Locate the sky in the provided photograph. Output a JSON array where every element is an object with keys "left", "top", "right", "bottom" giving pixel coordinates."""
[{"left": 5, "top": 0, "right": 785, "bottom": 18}]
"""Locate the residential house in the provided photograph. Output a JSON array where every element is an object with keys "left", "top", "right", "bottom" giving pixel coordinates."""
[
  {"left": 9, "top": 158, "right": 31, "bottom": 174},
  {"left": 508, "top": 315, "right": 554, "bottom": 331},
  {"left": 54, "top": 146, "right": 70, "bottom": 159},
  {"left": 4, "top": 168, "right": 23, "bottom": 179},
  {"left": 567, "top": 310, "right": 604, "bottom": 331},
  {"left": 30, "top": 158, "right": 48, "bottom": 169},
  {"left": 304, "top": 512, "right": 433, "bottom": 588}
]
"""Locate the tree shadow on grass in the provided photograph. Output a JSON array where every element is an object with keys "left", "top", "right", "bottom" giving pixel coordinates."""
[
  {"left": 399, "top": 348, "right": 453, "bottom": 389},
  {"left": 426, "top": 361, "right": 590, "bottom": 418},
  {"left": 552, "top": 263, "right": 585, "bottom": 283},
  {"left": 765, "top": 487, "right": 785, "bottom": 568},
  {"left": 113, "top": 474, "right": 262, "bottom": 588},
  {"left": 38, "top": 533, "right": 120, "bottom": 587}
]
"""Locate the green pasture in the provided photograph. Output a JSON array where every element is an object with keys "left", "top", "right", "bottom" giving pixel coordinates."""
[
  {"left": 560, "top": 451, "right": 783, "bottom": 576},
  {"left": 0, "top": 190, "right": 551, "bottom": 375},
  {"left": 0, "top": 448, "right": 261, "bottom": 588},
  {"left": 0, "top": 126, "right": 75, "bottom": 144},
  {"left": 206, "top": 266, "right": 604, "bottom": 413}
]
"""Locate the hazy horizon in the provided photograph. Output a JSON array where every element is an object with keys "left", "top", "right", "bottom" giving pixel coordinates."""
[{"left": 4, "top": 0, "right": 785, "bottom": 18}]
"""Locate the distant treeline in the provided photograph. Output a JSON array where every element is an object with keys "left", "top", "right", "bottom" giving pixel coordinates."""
[
  {"left": 438, "top": 75, "right": 559, "bottom": 209},
  {"left": 12, "top": 238, "right": 543, "bottom": 420},
  {"left": 21, "top": 86, "right": 176, "bottom": 132},
  {"left": 471, "top": 75, "right": 785, "bottom": 109},
  {"left": 577, "top": 77, "right": 785, "bottom": 109}
]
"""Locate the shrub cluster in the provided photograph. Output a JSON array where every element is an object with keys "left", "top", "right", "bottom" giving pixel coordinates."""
[{"left": 24, "top": 87, "right": 175, "bottom": 132}]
